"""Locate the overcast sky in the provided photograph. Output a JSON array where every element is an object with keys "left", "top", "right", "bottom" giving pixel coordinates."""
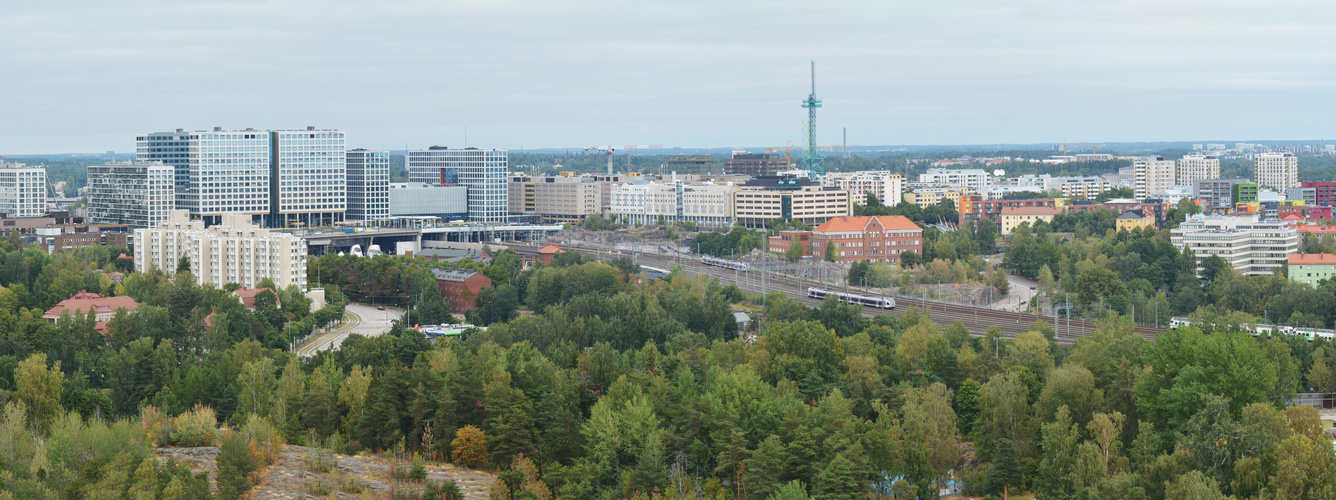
[{"left": 2, "top": 0, "right": 1335, "bottom": 154}]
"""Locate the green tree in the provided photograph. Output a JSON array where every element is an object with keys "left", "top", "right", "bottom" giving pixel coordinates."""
[
  {"left": 15, "top": 353, "right": 63, "bottom": 430},
  {"left": 745, "top": 435, "right": 786, "bottom": 499},
  {"left": 216, "top": 432, "right": 261, "bottom": 500},
  {"left": 786, "top": 239, "right": 806, "bottom": 262},
  {"left": 1075, "top": 266, "right": 1127, "bottom": 305},
  {"left": 825, "top": 241, "right": 837, "bottom": 262},
  {"left": 813, "top": 452, "right": 864, "bottom": 500},
  {"left": 985, "top": 438, "right": 1023, "bottom": 495},
  {"left": 1200, "top": 254, "right": 1229, "bottom": 282},
  {"left": 899, "top": 250, "right": 922, "bottom": 268},
  {"left": 176, "top": 254, "right": 191, "bottom": 274}
]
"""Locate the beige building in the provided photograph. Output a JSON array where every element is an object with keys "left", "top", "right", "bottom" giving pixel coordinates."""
[
  {"left": 1254, "top": 153, "right": 1299, "bottom": 190},
  {"left": 907, "top": 185, "right": 965, "bottom": 207},
  {"left": 731, "top": 178, "right": 851, "bottom": 228},
  {"left": 1171, "top": 214, "right": 1299, "bottom": 276},
  {"left": 1115, "top": 209, "right": 1156, "bottom": 232},
  {"left": 1134, "top": 157, "right": 1176, "bottom": 201},
  {"left": 1000, "top": 206, "right": 1062, "bottom": 234},
  {"left": 609, "top": 179, "right": 736, "bottom": 229},
  {"left": 1176, "top": 155, "right": 1220, "bottom": 186},
  {"left": 134, "top": 210, "right": 308, "bottom": 291}
]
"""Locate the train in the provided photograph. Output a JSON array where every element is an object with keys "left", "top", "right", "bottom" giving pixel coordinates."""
[
  {"left": 1168, "top": 316, "right": 1336, "bottom": 341},
  {"left": 807, "top": 287, "right": 896, "bottom": 309},
  {"left": 701, "top": 256, "right": 749, "bottom": 271}
]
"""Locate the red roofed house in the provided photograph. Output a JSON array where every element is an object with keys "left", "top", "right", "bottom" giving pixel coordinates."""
[
  {"left": 1288, "top": 253, "right": 1336, "bottom": 287},
  {"left": 537, "top": 244, "right": 563, "bottom": 265},
  {"left": 233, "top": 287, "right": 280, "bottom": 310},
  {"left": 44, "top": 291, "right": 139, "bottom": 333},
  {"left": 811, "top": 216, "right": 923, "bottom": 264}
]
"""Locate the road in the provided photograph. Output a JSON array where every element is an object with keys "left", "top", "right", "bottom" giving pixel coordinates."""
[
  {"left": 296, "top": 303, "right": 403, "bottom": 356},
  {"left": 991, "top": 273, "right": 1039, "bottom": 311}
]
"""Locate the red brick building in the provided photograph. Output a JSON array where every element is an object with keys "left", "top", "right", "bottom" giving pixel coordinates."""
[
  {"left": 811, "top": 215, "right": 922, "bottom": 263},
  {"left": 432, "top": 268, "right": 493, "bottom": 313},
  {"left": 957, "top": 194, "right": 1059, "bottom": 226},
  {"left": 768, "top": 230, "right": 812, "bottom": 254},
  {"left": 537, "top": 244, "right": 563, "bottom": 265}
]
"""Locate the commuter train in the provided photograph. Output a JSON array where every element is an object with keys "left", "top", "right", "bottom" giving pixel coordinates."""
[
  {"left": 701, "top": 256, "right": 749, "bottom": 271},
  {"left": 1168, "top": 316, "right": 1336, "bottom": 341},
  {"left": 807, "top": 287, "right": 896, "bottom": 309}
]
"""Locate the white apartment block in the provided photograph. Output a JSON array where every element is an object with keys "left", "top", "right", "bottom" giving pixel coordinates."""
[
  {"left": 134, "top": 210, "right": 308, "bottom": 291},
  {"left": 406, "top": 147, "right": 508, "bottom": 222},
  {"left": 1134, "top": 158, "right": 1176, "bottom": 201},
  {"left": 0, "top": 162, "right": 46, "bottom": 218},
  {"left": 917, "top": 168, "right": 990, "bottom": 191},
  {"left": 610, "top": 180, "right": 737, "bottom": 229},
  {"left": 977, "top": 185, "right": 1045, "bottom": 201},
  {"left": 1170, "top": 214, "right": 1299, "bottom": 276},
  {"left": 346, "top": 149, "right": 390, "bottom": 221},
  {"left": 823, "top": 171, "right": 903, "bottom": 206},
  {"left": 1176, "top": 155, "right": 1220, "bottom": 186},
  {"left": 1254, "top": 153, "right": 1298, "bottom": 190},
  {"left": 87, "top": 160, "right": 175, "bottom": 228}
]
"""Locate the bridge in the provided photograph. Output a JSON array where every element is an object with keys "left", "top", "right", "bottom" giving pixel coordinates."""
[{"left": 299, "top": 224, "right": 564, "bottom": 255}]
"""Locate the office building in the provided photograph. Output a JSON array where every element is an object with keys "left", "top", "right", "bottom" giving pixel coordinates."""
[
  {"left": 823, "top": 171, "right": 903, "bottom": 206},
  {"left": 917, "top": 168, "right": 990, "bottom": 191},
  {"left": 811, "top": 215, "right": 922, "bottom": 263},
  {"left": 663, "top": 154, "right": 715, "bottom": 175},
  {"left": 0, "top": 162, "right": 47, "bottom": 218},
  {"left": 406, "top": 147, "right": 508, "bottom": 222},
  {"left": 1170, "top": 214, "right": 1299, "bottom": 276},
  {"left": 1233, "top": 183, "right": 1259, "bottom": 206},
  {"left": 1301, "top": 181, "right": 1336, "bottom": 206},
  {"left": 135, "top": 129, "right": 192, "bottom": 189},
  {"left": 432, "top": 268, "right": 492, "bottom": 313},
  {"left": 1176, "top": 155, "right": 1220, "bottom": 186},
  {"left": 1194, "top": 178, "right": 1251, "bottom": 214},
  {"left": 389, "top": 183, "right": 468, "bottom": 220},
  {"left": 1289, "top": 254, "right": 1336, "bottom": 287},
  {"left": 134, "top": 210, "right": 308, "bottom": 291},
  {"left": 1133, "top": 158, "right": 1176, "bottom": 201},
  {"left": 1254, "top": 153, "right": 1299, "bottom": 190},
  {"left": 724, "top": 153, "right": 789, "bottom": 177},
  {"left": 731, "top": 177, "right": 851, "bottom": 228},
  {"left": 507, "top": 175, "right": 536, "bottom": 218},
  {"left": 1286, "top": 187, "right": 1317, "bottom": 206},
  {"left": 86, "top": 160, "right": 175, "bottom": 228},
  {"left": 610, "top": 178, "right": 737, "bottom": 229},
  {"left": 1000, "top": 206, "right": 1062, "bottom": 234},
  {"left": 345, "top": 149, "right": 390, "bottom": 221},
  {"left": 271, "top": 127, "right": 346, "bottom": 227}
]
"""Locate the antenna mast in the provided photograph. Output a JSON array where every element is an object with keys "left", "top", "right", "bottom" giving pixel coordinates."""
[{"left": 801, "top": 61, "right": 824, "bottom": 180}]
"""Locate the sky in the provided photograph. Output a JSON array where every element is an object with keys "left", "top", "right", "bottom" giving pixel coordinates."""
[{"left": 2, "top": 0, "right": 1335, "bottom": 154}]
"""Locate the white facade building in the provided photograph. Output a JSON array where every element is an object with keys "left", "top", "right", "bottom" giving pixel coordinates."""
[
  {"left": 1134, "top": 158, "right": 1176, "bottom": 201},
  {"left": 1254, "top": 152, "right": 1299, "bottom": 190},
  {"left": 823, "top": 171, "right": 903, "bottom": 206},
  {"left": 346, "top": 149, "right": 390, "bottom": 221},
  {"left": 134, "top": 210, "right": 308, "bottom": 291},
  {"left": 610, "top": 180, "right": 736, "bottom": 229},
  {"left": 1170, "top": 214, "right": 1299, "bottom": 276},
  {"left": 406, "top": 147, "right": 508, "bottom": 222},
  {"left": 389, "top": 183, "right": 468, "bottom": 219},
  {"left": 272, "top": 127, "right": 346, "bottom": 227},
  {"left": 87, "top": 160, "right": 175, "bottom": 228},
  {"left": 917, "top": 168, "right": 989, "bottom": 191},
  {"left": 1176, "top": 155, "right": 1220, "bottom": 186},
  {"left": 0, "top": 162, "right": 47, "bottom": 218}
]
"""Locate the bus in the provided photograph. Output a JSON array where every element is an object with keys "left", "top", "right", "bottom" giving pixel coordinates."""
[{"left": 807, "top": 287, "right": 895, "bottom": 309}]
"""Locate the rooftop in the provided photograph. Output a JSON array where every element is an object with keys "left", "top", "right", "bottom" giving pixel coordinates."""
[
  {"left": 814, "top": 215, "right": 921, "bottom": 233},
  {"left": 431, "top": 268, "right": 482, "bottom": 282},
  {"left": 1289, "top": 254, "right": 1336, "bottom": 266},
  {"left": 1000, "top": 206, "right": 1063, "bottom": 216}
]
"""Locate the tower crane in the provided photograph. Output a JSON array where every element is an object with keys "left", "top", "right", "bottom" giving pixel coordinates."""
[{"left": 584, "top": 145, "right": 664, "bottom": 175}]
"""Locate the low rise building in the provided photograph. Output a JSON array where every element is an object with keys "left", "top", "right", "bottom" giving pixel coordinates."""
[
  {"left": 43, "top": 291, "right": 138, "bottom": 333},
  {"left": 1194, "top": 178, "right": 1252, "bottom": 214},
  {"left": 731, "top": 177, "right": 851, "bottom": 228},
  {"left": 1288, "top": 254, "right": 1336, "bottom": 287},
  {"left": 958, "top": 195, "right": 1059, "bottom": 227},
  {"left": 768, "top": 230, "right": 812, "bottom": 254},
  {"left": 432, "top": 268, "right": 492, "bottom": 313},
  {"left": 1171, "top": 214, "right": 1299, "bottom": 276},
  {"left": 810, "top": 215, "right": 922, "bottom": 263},
  {"left": 1116, "top": 209, "right": 1156, "bottom": 232},
  {"left": 1000, "top": 206, "right": 1062, "bottom": 234},
  {"left": 1301, "top": 181, "right": 1336, "bottom": 207},
  {"left": 907, "top": 185, "right": 966, "bottom": 207},
  {"left": 917, "top": 168, "right": 990, "bottom": 191}
]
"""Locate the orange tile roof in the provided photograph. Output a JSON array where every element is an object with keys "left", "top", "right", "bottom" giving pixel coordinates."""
[
  {"left": 538, "top": 244, "right": 563, "bottom": 254},
  {"left": 1289, "top": 254, "right": 1336, "bottom": 265},
  {"left": 233, "top": 287, "right": 280, "bottom": 308},
  {"left": 1000, "top": 206, "right": 1063, "bottom": 216},
  {"left": 814, "top": 215, "right": 920, "bottom": 233},
  {"left": 43, "top": 292, "right": 138, "bottom": 321},
  {"left": 1296, "top": 224, "right": 1336, "bottom": 234}
]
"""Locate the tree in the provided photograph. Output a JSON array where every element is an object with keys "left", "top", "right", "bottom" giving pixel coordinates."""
[
  {"left": 1200, "top": 255, "right": 1229, "bottom": 282},
  {"left": 216, "top": 431, "right": 262, "bottom": 500},
  {"left": 813, "top": 452, "right": 863, "bottom": 500},
  {"left": 452, "top": 425, "right": 489, "bottom": 469},
  {"left": 985, "top": 438, "right": 1023, "bottom": 495},
  {"left": 15, "top": 353, "right": 62, "bottom": 430},
  {"left": 825, "top": 241, "right": 837, "bottom": 262},
  {"left": 236, "top": 358, "right": 275, "bottom": 417},
  {"left": 745, "top": 435, "right": 786, "bottom": 499},
  {"left": 1075, "top": 266, "right": 1127, "bottom": 305},
  {"left": 786, "top": 240, "right": 806, "bottom": 262},
  {"left": 899, "top": 250, "right": 921, "bottom": 268},
  {"left": 176, "top": 254, "right": 191, "bottom": 274},
  {"left": 1307, "top": 346, "right": 1331, "bottom": 393}
]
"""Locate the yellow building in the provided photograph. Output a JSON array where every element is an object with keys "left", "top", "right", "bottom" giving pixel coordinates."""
[
  {"left": 1000, "top": 206, "right": 1062, "bottom": 234},
  {"left": 1115, "top": 209, "right": 1156, "bottom": 232},
  {"left": 907, "top": 187, "right": 965, "bottom": 207}
]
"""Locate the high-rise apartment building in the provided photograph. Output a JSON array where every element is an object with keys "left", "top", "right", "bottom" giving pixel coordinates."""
[
  {"left": 1254, "top": 152, "right": 1299, "bottom": 190},
  {"left": 87, "top": 160, "right": 175, "bottom": 228},
  {"left": 823, "top": 171, "right": 903, "bottom": 206},
  {"left": 0, "top": 162, "right": 47, "bottom": 218},
  {"left": 345, "top": 149, "right": 390, "bottom": 221},
  {"left": 136, "top": 127, "right": 346, "bottom": 227},
  {"left": 1133, "top": 158, "right": 1176, "bottom": 201},
  {"left": 134, "top": 210, "right": 308, "bottom": 291},
  {"left": 407, "top": 147, "right": 508, "bottom": 222},
  {"left": 1176, "top": 155, "right": 1220, "bottom": 186}
]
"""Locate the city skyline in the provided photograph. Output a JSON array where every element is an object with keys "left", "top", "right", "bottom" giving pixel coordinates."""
[{"left": 3, "top": 1, "right": 1336, "bottom": 154}]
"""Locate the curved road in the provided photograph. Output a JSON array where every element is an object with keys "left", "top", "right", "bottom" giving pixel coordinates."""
[{"left": 296, "top": 303, "right": 402, "bottom": 356}]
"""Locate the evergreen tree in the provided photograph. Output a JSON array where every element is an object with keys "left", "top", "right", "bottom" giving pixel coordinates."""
[
  {"left": 813, "top": 452, "right": 862, "bottom": 500},
  {"left": 985, "top": 438, "right": 1023, "bottom": 495},
  {"left": 744, "top": 435, "right": 785, "bottom": 500}
]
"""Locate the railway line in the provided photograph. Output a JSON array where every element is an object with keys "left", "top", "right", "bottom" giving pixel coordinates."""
[{"left": 506, "top": 242, "right": 1166, "bottom": 345}]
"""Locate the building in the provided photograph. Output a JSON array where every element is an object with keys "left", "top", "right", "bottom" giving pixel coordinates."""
[
  {"left": 1116, "top": 209, "right": 1156, "bottom": 232},
  {"left": 389, "top": 183, "right": 468, "bottom": 220},
  {"left": 810, "top": 215, "right": 922, "bottom": 263},
  {"left": 730, "top": 177, "right": 851, "bottom": 228},
  {"left": 822, "top": 171, "right": 903, "bottom": 207},
  {"left": 233, "top": 287, "right": 279, "bottom": 309},
  {"left": 768, "top": 230, "right": 812, "bottom": 254},
  {"left": 536, "top": 244, "right": 563, "bottom": 265},
  {"left": 1000, "top": 206, "right": 1062, "bottom": 234},
  {"left": 134, "top": 210, "right": 309, "bottom": 291},
  {"left": 406, "top": 146, "right": 508, "bottom": 222},
  {"left": 431, "top": 268, "right": 492, "bottom": 313},
  {"left": 1254, "top": 153, "right": 1299, "bottom": 190},
  {"left": 1301, "top": 182, "right": 1336, "bottom": 207},
  {"left": 43, "top": 291, "right": 139, "bottom": 333},
  {"left": 1286, "top": 187, "right": 1317, "bottom": 206},
  {"left": 87, "top": 160, "right": 175, "bottom": 228},
  {"left": 33, "top": 224, "right": 130, "bottom": 253},
  {"left": 917, "top": 168, "right": 990, "bottom": 191},
  {"left": 1289, "top": 254, "right": 1336, "bottom": 287},
  {"left": 507, "top": 173, "right": 614, "bottom": 224},
  {"left": 724, "top": 153, "right": 788, "bottom": 177},
  {"left": 136, "top": 127, "right": 346, "bottom": 227},
  {"left": 0, "top": 162, "right": 47, "bottom": 218},
  {"left": 346, "top": 149, "right": 390, "bottom": 221},
  {"left": 663, "top": 154, "right": 715, "bottom": 175},
  {"left": 1133, "top": 157, "right": 1176, "bottom": 201},
  {"left": 1176, "top": 155, "right": 1221, "bottom": 186},
  {"left": 1151, "top": 186, "right": 1194, "bottom": 206},
  {"left": 958, "top": 195, "right": 1059, "bottom": 226},
  {"left": 1233, "top": 183, "right": 1259, "bottom": 205},
  {"left": 907, "top": 185, "right": 966, "bottom": 207},
  {"left": 508, "top": 174, "right": 536, "bottom": 218},
  {"left": 1195, "top": 178, "right": 1252, "bottom": 214},
  {"left": 1171, "top": 214, "right": 1299, "bottom": 276}
]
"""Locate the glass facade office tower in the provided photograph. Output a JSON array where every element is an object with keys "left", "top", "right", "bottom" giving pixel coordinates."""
[
  {"left": 406, "top": 147, "right": 508, "bottom": 222},
  {"left": 346, "top": 149, "right": 390, "bottom": 221},
  {"left": 136, "top": 129, "right": 192, "bottom": 190},
  {"left": 272, "top": 127, "right": 346, "bottom": 227}
]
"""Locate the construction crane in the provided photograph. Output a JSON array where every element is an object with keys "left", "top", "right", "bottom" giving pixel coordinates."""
[
  {"left": 1054, "top": 142, "right": 1103, "bottom": 156},
  {"left": 584, "top": 145, "right": 663, "bottom": 175},
  {"left": 766, "top": 142, "right": 861, "bottom": 170}
]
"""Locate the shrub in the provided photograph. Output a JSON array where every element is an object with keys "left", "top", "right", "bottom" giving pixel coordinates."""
[
  {"left": 169, "top": 404, "right": 217, "bottom": 447},
  {"left": 216, "top": 430, "right": 263, "bottom": 500},
  {"left": 410, "top": 452, "right": 428, "bottom": 482},
  {"left": 241, "top": 413, "right": 284, "bottom": 464},
  {"left": 450, "top": 425, "right": 489, "bottom": 469},
  {"left": 139, "top": 405, "right": 169, "bottom": 446}
]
